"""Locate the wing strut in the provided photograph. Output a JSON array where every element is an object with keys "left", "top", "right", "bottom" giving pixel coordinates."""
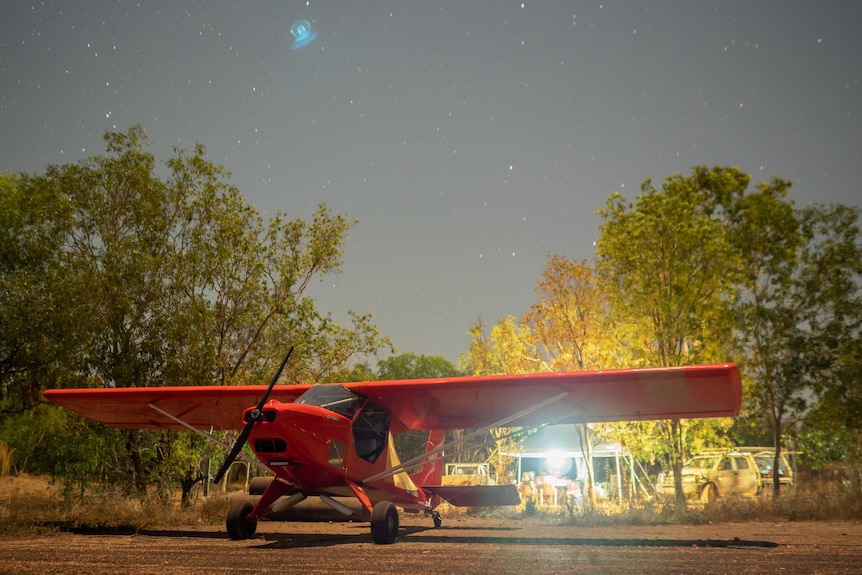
[
  {"left": 363, "top": 391, "right": 569, "bottom": 484},
  {"left": 148, "top": 403, "right": 270, "bottom": 475}
]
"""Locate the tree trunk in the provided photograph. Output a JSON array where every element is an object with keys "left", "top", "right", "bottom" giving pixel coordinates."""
[
  {"left": 671, "top": 419, "right": 687, "bottom": 510},
  {"left": 124, "top": 429, "right": 148, "bottom": 496},
  {"left": 772, "top": 420, "right": 783, "bottom": 497},
  {"left": 577, "top": 423, "right": 596, "bottom": 508},
  {"left": 180, "top": 469, "right": 203, "bottom": 507}
]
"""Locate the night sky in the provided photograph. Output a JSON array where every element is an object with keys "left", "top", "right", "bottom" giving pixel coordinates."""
[{"left": 2, "top": 1, "right": 861, "bottom": 365}]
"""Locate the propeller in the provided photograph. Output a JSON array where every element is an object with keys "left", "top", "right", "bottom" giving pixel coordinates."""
[{"left": 213, "top": 346, "right": 294, "bottom": 484}]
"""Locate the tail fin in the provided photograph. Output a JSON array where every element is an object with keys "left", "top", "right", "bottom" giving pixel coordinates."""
[{"left": 410, "top": 430, "right": 445, "bottom": 486}]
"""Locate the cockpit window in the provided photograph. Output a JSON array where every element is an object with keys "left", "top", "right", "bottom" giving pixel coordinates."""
[{"left": 295, "top": 385, "right": 363, "bottom": 419}]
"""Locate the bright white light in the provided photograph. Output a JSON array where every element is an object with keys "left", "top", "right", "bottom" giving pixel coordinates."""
[{"left": 545, "top": 451, "right": 572, "bottom": 475}]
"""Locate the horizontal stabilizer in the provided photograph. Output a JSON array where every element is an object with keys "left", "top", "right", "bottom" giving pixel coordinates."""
[{"left": 424, "top": 484, "right": 521, "bottom": 507}]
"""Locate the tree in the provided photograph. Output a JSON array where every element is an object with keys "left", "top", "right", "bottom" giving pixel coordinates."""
[
  {"left": 2, "top": 127, "right": 390, "bottom": 497},
  {"left": 594, "top": 166, "right": 744, "bottom": 507},
  {"left": 729, "top": 187, "right": 862, "bottom": 494},
  {"left": 377, "top": 352, "right": 461, "bottom": 380},
  {"left": 377, "top": 353, "right": 460, "bottom": 463},
  {"left": 799, "top": 335, "right": 862, "bottom": 474},
  {"left": 522, "top": 255, "right": 625, "bottom": 371},
  {"left": 0, "top": 172, "right": 85, "bottom": 414},
  {"left": 521, "top": 256, "right": 621, "bottom": 505}
]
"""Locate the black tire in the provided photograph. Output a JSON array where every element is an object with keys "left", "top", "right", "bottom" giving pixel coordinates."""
[
  {"left": 432, "top": 511, "right": 442, "bottom": 528},
  {"left": 701, "top": 483, "right": 718, "bottom": 504},
  {"left": 370, "top": 501, "right": 399, "bottom": 544},
  {"left": 226, "top": 499, "right": 258, "bottom": 540},
  {"left": 248, "top": 477, "right": 272, "bottom": 496}
]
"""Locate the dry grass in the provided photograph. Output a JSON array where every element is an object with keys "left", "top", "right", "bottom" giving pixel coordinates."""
[
  {"left": 557, "top": 481, "right": 862, "bottom": 527},
  {"left": 3, "top": 474, "right": 861, "bottom": 536},
  {"left": 0, "top": 441, "right": 13, "bottom": 476},
  {"left": 0, "top": 474, "right": 230, "bottom": 536}
]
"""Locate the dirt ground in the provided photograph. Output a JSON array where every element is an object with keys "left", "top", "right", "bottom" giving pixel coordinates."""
[{"left": 3, "top": 515, "right": 862, "bottom": 575}]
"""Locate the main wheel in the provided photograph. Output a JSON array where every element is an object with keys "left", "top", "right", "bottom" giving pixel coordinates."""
[
  {"left": 370, "top": 501, "right": 399, "bottom": 544},
  {"left": 701, "top": 483, "right": 718, "bottom": 504},
  {"left": 226, "top": 498, "right": 258, "bottom": 540}
]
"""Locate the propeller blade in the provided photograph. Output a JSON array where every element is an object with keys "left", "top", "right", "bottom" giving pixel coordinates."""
[
  {"left": 254, "top": 346, "right": 294, "bottom": 412},
  {"left": 213, "top": 420, "right": 254, "bottom": 484},
  {"left": 212, "top": 346, "right": 295, "bottom": 484}
]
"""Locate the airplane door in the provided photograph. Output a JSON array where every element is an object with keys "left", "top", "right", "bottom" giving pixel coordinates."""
[{"left": 352, "top": 399, "right": 389, "bottom": 463}]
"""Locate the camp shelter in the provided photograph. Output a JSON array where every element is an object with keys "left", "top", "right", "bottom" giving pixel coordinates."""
[{"left": 508, "top": 424, "right": 635, "bottom": 500}]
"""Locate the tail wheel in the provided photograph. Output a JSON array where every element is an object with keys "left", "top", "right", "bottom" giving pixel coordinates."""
[
  {"left": 226, "top": 499, "right": 258, "bottom": 540},
  {"left": 370, "top": 501, "right": 399, "bottom": 544},
  {"left": 432, "top": 510, "right": 442, "bottom": 528}
]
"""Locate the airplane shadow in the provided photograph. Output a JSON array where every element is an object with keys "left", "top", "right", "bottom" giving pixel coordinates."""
[
  {"left": 251, "top": 524, "right": 778, "bottom": 550},
  {"left": 253, "top": 525, "right": 431, "bottom": 549},
  {"left": 119, "top": 523, "right": 779, "bottom": 550}
]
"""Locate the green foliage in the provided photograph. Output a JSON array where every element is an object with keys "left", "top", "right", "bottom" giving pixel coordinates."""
[
  {"left": 595, "top": 166, "right": 744, "bottom": 367},
  {"left": 728, "top": 185, "right": 862, "bottom": 490},
  {"left": 0, "top": 171, "right": 85, "bottom": 413},
  {"left": 0, "top": 127, "right": 391, "bottom": 496},
  {"left": 328, "top": 361, "right": 377, "bottom": 383},
  {"left": 0, "top": 405, "right": 74, "bottom": 476},
  {"left": 798, "top": 336, "right": 862, "bottom": 470},
  {"left": 457, "top": 166, "right": 861, "bottom": 489},
  {"left": 594, "top": 166, "right": 746, "bottom": 507},
  {"left": 377, "top": 352, "right": 461, "bottom": 380},
  {"left": 377, "top": 353, "right": 460, "bottom": 462}
]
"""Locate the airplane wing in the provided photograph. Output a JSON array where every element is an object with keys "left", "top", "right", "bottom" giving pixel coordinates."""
[
  {"left": 348, "top": 363, "right": 742, "bottom": 431},
  {"left": 44, "top": 364, "right": 740, "bottom": 431},
  {"left": 43, "top": 385, "right": 313, "bottom": 430}
]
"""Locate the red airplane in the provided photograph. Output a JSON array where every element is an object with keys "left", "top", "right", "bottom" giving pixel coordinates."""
[{"left": 44, "top": 350, "right": 741, "bottom": 544}]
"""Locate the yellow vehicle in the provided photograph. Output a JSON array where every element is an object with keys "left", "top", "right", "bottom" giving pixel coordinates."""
[
  {"left": 661, "top": 448, "right": 795, "bottom": 502},
  {"left": 661, "top": 451, "right": 760, "bottom": 503},
  {"left": 736, "top": 447, "right": 796, "bottom": 498},
  {"left": 441, "top": 462, "right": 494, "bottom": 486}
]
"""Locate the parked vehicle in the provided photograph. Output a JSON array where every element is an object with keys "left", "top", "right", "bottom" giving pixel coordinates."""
[
  {"left": 660, "top": 448, "right": 794, "bottom": 503},
  {"left": 736, "top": 447, "right": 795, "bottom": 497},
  {"left": 441, "top": 462, "right": 495, "bottom": 486}
]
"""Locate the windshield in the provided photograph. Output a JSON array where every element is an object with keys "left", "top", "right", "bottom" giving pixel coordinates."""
[
  {"left": 295, "top": 385, "right": 363, "bottom": 419},
  {"left": 687, "top": 457, "right": 717, "bottom": 470},
  {"left": 754, "top": 455, "right": 787, "bottom": 476}
]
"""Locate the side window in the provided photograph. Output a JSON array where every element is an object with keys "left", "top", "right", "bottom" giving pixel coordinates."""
[
  {"left": 735, "top": 457, "right": 750, "bottom": 470},
  {"left": 352, "top": 399, "right": 389, "bottom": 463},
  {"left": 720, "top": 458, "right": 733, "bottom": 471}
]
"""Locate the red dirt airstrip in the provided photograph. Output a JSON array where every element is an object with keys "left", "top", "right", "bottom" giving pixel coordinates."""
[
  {"left": 2, "top": 475, "right": 861, "bottom": 574},
  {"left": 3, "top": 515, "right": 862, "bottom": 575}
]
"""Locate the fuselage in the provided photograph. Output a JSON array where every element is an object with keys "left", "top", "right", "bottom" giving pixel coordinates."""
[{"left": 245, "top": 385, "right": 434, "bottom": 510}]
